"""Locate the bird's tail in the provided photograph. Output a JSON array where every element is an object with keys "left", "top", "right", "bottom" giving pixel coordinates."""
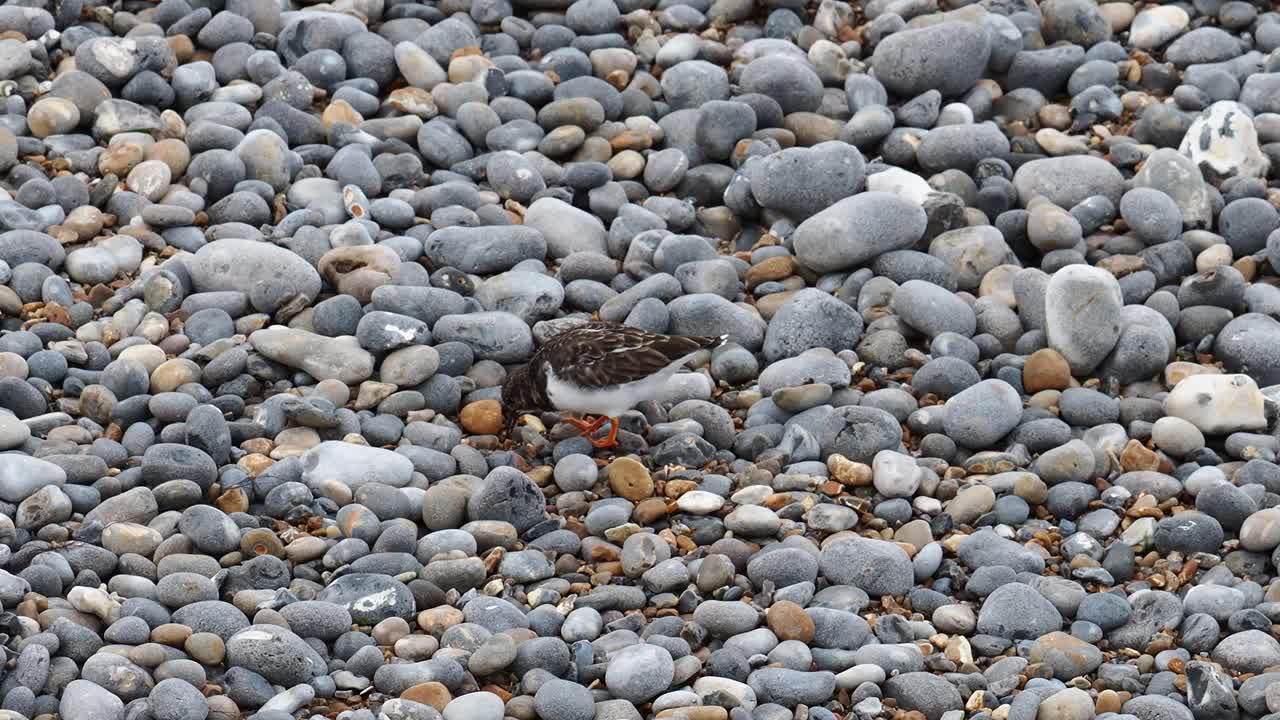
[{"left": 702, "top": 334, "right": 729, "bottom": 350}]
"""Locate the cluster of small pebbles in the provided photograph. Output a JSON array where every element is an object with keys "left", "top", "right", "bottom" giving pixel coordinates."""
[{"left": 6, "top": 1, "right": 1280, "bottom": 720}]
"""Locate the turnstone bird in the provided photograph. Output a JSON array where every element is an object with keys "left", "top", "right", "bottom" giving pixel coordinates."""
[{"left": 502, "top": 321, "right": 727, "bottom": 448}]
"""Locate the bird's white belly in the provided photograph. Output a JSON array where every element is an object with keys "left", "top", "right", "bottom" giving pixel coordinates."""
[{"left": 545, "top": 364, "right": 681, "bottom": 417}]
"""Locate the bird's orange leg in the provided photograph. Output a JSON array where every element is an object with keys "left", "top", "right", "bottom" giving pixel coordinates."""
[
  {"left": 564, "top": 415, "right": 608, "bottom": 436},
  {"left": 589, "top": 417, "right": 620, "bottom": 449}
]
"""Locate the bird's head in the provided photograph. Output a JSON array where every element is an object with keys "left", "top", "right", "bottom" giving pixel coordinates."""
[{"left": 501, "top": 364, "right": 534, "bottom": 432}]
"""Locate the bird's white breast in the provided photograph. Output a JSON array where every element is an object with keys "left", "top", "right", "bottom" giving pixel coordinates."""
[{"left": 543, "top": 352, "right": 698, "bottom": 417}]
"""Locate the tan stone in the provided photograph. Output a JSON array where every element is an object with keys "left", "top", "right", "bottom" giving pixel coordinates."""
[
  {"left": 745, "top": 255, "right": 798, "bottom": 291},
  {"left": 460, "top": 399, "right": 505, "bottom": 435},
  {"left": 417, "top": 606, "right": 464, "bottom": 635},
  {"left": 766, "top": 601, "right": 815, "bottom": 643},
  {"left": 185, "top": 632, "right": 225, "bottom": 665},
  {"left": 402, "top": 682, "right": 451, "bottom": 711},
  {"left": 322, "top": 99, "right": 363, "bottom": 130},
  {"left": 151, "top": 623, "right": 192, "bottom": 646},
  {"left": 608, "top": 457, "right": 654, "bottom": 501},
  {"left": 1119, "top": 439, "right": 1161, "bottom": 472},
  {"left": 945, "top": 485, "right": 995, "bottom": 526},
  {"left": 1023, "top": 348, "right": 1072, "bottom": 392},
  {"left": 1164, "top": 361, "right": 1222, "bottom": 387},
  {"left": 1095, "top": 689, "right": 1122, "bottom": 714}
]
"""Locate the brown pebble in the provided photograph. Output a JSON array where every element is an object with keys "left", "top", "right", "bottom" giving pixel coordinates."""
[
  {"left": 1022, "top": 348, "right": 1072, "bottom": 392},
  {"left": 151, "top": 623, "right": 192, "bottom": 646},
  {"left": 608, "top": 457, "right": 654, "bottom": 501},
  {"left": 460, "top": 399, "right": 505, "bottom": 435},
  {"left": 373, "top": 617, "right": 411, "bottom": 646},
  {"left": 766, "top": 600, "right": 815, "bottom": 643},
  {"left": 1119, "top": 439, "right": 1161, "bottom": 472},
  {"left": 185, "top": 632, "right": 226, "bottom": 665},
  {"left": 240, "top": 528, "right": 285, "bottom": 558},
  {"left": 215, "top": 486, "right": 249, "bottom": 513},
  {"left": 632, "top": 497, "right": 669, "bottom": 525},
  {"left": 745, "top": 255, "right": 798, "bottom": 291},
  {"left": 1095, "top": 689, "right": 1122, "bottom": 714},
  {"left": 401, "top": 682, "right": 451, "bottom": 711}
]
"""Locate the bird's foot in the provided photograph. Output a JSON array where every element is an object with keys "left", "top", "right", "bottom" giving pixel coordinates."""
[
  {"left": 588, "top": 417, "right": 620, "bottom": 449},
  {"left": 564, "top": 415, "right": 608, "bottom": 436}
]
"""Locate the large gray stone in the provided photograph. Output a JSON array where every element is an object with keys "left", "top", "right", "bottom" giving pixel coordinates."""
[
  {"left": 187, "top": 239, "right": 322, "bottom": 313},
  {"left": 871, "top": 22, "right": 991, "bottom": 98},
  {"left": 1044, "top": 265, "right": 1124, "bottom": 376},
  {"left": 792, "top": 192, "right": 927, "bottom": 273}
]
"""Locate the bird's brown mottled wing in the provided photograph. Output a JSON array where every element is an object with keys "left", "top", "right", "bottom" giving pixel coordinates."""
[{"left": 539, "top": 322, "right": 724, "bottom": 388}]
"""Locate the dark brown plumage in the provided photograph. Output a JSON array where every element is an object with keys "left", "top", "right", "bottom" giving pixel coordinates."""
[{"left": 502, "top": 321, "right": 726, "bottom": 447}]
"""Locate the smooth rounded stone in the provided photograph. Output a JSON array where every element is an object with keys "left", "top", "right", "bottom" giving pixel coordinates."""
[
  {"left": 28, "top": 97, "right": 81, "bottom": 138},
  {"left": 433, "top": 312, "right": 534, "bottom": 363},
  {"left": 1152, "top": 510, "right": 1224, "bottom": 555},
  {"left": 695, "top": 100, "right": 758, "bottom": 161},
  {"left": 872, "top": 450, "right": 923, "bottom": 499},
  {"left": 1029, "top": 631, "right": 1104, "bottom": 680},
  {"left": 187, "top": 240, "right": 321, "bottom": 314},
  {"left": 1216, "top": 314, "right": 1280, "bottom": 385},
  {"left": 466, "top": 466, "right": 546, "bottom": 533},
  {"left": 1131, "top": 5, "right": 1190, "bottom": 49},
  {"left": 977, "top": 582, "right": 1064, "bottom": 639},
  {"left": 64, "top": 247, "right": 120, "bottom": 285},
  {"left": 474, "top": 271, "right": 565, "bottom": 324},
  {"left": 1151, "top": 416, "right": 1206, "bottom": 457},
  {"left": 1043, "top": 0, "right": 1112, "bottom": 45},
  {"left": 666, "top": 294, "right": 765, "bottom": 351},
  {"left": 871, "top": 22, "right": 991, "bottom": 98},
  {"left": 1229, "top": 500, "right": 1280, "bottom": 551},
  {"left": 916, "top": 123, "right": 1011, "bottom": 175},
  {"left": 533, "top": 678, "right": 594, "bottom": 720},
  {"left": 1036, "top": 688, "right": 1094, "bottom": 720},
  {"left": 1013, "top": 155, "right": 1125, "bottom": 209},
  {"left": 747, "top": 668, "right": 836, "bottom": 709},
  {"left": 1120, "top": 188, "right": 1182, "bottom": 245},
  {"left": 149, "top": 677, "right": 208, "bottom": 720},
  {"left": 659, "top": 60, "right": 729, "bottom": 111},
  {"left": 748, "top": 142, "right": 866, "bottom": 222},
  {"left": 61, "top": 679, "right": 125, "bottom": 720},
  {"left": 762, "top": 289, "right": 863, "bottom": 363},
  {"left": 1044, "top": 265, "right": 1124, "bottom": 376},
  {"left": 959, "top": 530, "right": 1046, "bottom": 574},
  {"left": 524, "top": 197, "right": 606, "bottom": 259},
  {"left": 278, "top": 601, "right": 354, "bottom": 641},
  {"left": 0, "top": 414, "right": 31, "bottom": 450},
  {"left": 605, "top": 643, "right": 675, "bottom": 703},
  {"left": 1181, "top": 102, "right": 1271, "bottom": 184},
  {"left": 883, "top": 672, "right": 962, "bottom": 720},
  {"left": 943, "top": 380, "right": 1022, "bottom": 449},
  {"left": 740, "top": 55, "right": 823, "bottom": 115},
  {"left": 250, "top": 326, "right": 375, "bottom": 384},
  {"left": 792, "top": 192, "right": 926, "bottom": 272},
  {"left": 301, "top": 442, "right": 414, "bottom": 489},
  {"left": 1212, "top": 629, "right": 1280, "bottom": 673},
  {"left": 1121, "top": 696, "right": 1194, "bottom": 720},
  {"left": 225, "top": 625, "right": 321, "bottom": 686},
  {"left": 1165, "top": 373, "right": 1266, "bottom": 434},
  {"left": 819, "top": 537, "right": 911, "bottom": 597},
  {"left": 1129, "top": 148, "right": 1212, "bottom": 231},
  {"left": 0, "top": 455, "right": 67, "bottom": 502},
  {"left": 442, "top": 692, "right": 504, "bottom": 720},
  {"left": 1166, "top": 26, "right": 1242, "bottom": 67},
  {"left": 893, "top": 280, "right": 976, "bottom": 338},
  {"left": 820, "top": 404, "right": 902, "bottom": 463}
]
